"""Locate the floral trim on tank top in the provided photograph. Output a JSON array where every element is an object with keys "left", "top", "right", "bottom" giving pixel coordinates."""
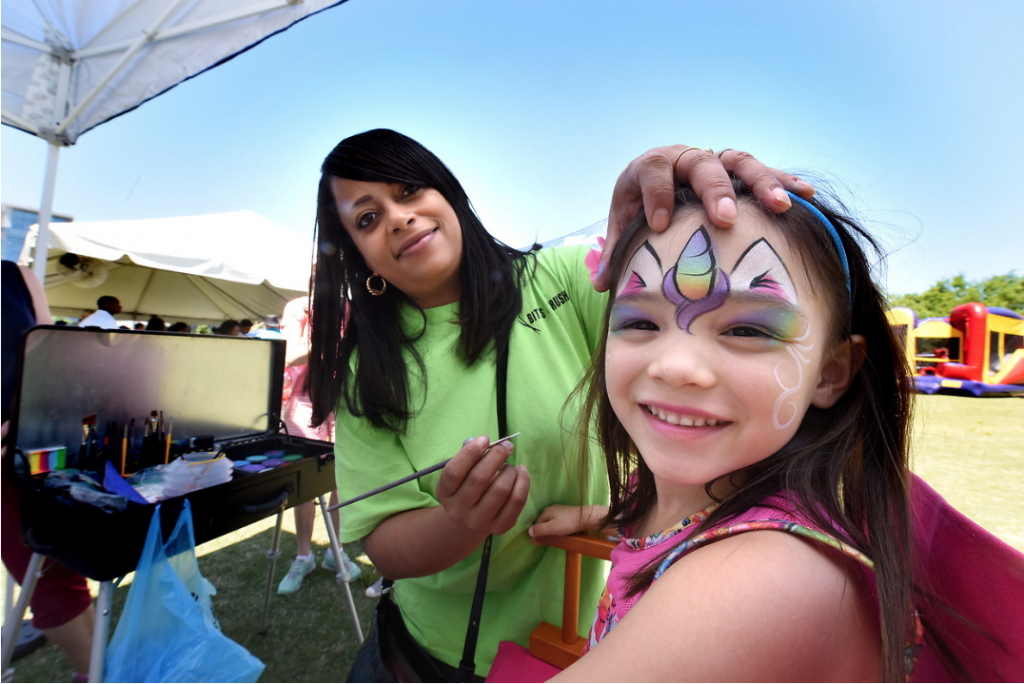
[
  {"left": 584, "top": 503, "right": 721, "bottom": 655},
  {"left": 653, "top": 519, "right": 874, "bottom": 578},
  {"left": 622, "top": 502, "right": 720, "bottom": 550}
]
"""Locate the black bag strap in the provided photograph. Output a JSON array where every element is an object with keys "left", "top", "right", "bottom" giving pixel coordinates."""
[{"left": 457, "top": 332, "right": 510, "bottom": 682}]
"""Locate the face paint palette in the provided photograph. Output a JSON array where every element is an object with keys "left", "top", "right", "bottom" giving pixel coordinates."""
[{"left": 8, "top": 325, "right": 339, "bottom": 581}]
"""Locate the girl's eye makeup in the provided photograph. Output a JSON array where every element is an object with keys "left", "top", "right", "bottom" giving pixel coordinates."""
[
  {"left": 725, "top": 307, "right": 802, "bottom": 342},
  {"left": 402, "top": 184, "right": 422, "bottom": 198},
  {"left": 609, "top": 304, "right": 657, "bottom": 333},
  {"left": 726, "top": 326, "right": 773, "bottom": 339}
]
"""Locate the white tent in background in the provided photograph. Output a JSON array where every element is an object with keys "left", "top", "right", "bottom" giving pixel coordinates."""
[
  {"left": 27, "top": 210, "right": 311, "bottom": 325},
  {"left": 0, "top": 0, "right": 347, "bottom": 280},
  {"left": 539, "top": 218, "right": 606, "bottom": 250}
]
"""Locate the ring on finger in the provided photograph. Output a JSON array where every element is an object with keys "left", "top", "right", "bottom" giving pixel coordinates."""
[
  {"left": 673, "top": 146, "right": 706, "bottom": 167},
  {"left": 717, "top": 148, "right": 734, "bottom": 159}
]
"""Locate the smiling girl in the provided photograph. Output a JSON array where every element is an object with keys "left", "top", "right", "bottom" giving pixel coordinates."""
[{"left": 534, "top": 179, "right": 928, "bottom": 681}]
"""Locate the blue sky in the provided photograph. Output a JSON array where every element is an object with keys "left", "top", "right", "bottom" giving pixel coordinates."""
[{"left": 2, "top": 0, "right": 1022, "bottom": 295}]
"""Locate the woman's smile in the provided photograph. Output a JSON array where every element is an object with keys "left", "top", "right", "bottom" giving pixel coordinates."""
[{"left": 397, "top": 227, "right": 440, "bottom": 259}]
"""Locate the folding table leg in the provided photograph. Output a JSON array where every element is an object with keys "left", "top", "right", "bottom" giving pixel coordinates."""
[
  {"left": 318, "top": 496, "right": 364, "bottom": 643},
  {"left": 87, "top": 581, "right": 113, "bottom": 683},
  {"left": 258, "top": 510, "right": 285, "bottom": 636},
  {"left": 3, "top": 566, "right": 13, "bottom": 625},
  {"left": 1, "top": 553, "right": 43, "bottom": 680}
]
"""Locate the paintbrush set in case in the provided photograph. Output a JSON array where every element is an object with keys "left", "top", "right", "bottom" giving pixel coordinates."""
[{"left": 7, "top": 326, "right": 338, "bottom": 581}]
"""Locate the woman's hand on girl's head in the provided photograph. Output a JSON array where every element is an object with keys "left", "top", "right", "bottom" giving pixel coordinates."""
[
  {"left": 529, "top": 504, "right": 610, "bottom": 544},
  {"left": 593, "top": 145, "right": 816, "bottom": 292},
  {"left": 435, "top": 435, "right": 531, "bottom": 536}
]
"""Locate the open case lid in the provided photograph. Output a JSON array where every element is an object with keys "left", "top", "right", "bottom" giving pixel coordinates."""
[{"left": 10, "top": 326, "right": 285, "bottom": 455}]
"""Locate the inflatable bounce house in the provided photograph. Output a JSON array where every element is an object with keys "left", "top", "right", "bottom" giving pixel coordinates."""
[{"left": 887, "top": 303, "right": 1024, "bottom": 396}]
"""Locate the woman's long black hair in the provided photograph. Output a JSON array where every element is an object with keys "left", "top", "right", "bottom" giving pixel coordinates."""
[
  {"left": 575, "top": 178, "right": 920, "bottom": 682},
  {"left": 308, "top": 129, "right": 534, "bottom": 431}
]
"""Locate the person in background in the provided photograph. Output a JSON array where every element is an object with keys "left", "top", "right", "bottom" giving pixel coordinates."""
[
  {"left": 132, "top": 323, "right": 145, "bottom": 330},
  {"left": 78, "top": 296, "right": 121, "bottom": 329},
  {"left": 276, "top": 297, "right": 362, "bottom": 594},
  {"left": 215, "top": 319, "right": 241, "bottom": 336},
  {"left": 239, "top": 319, "right": 254, "bottom": 336},
  {"left": 2, "top": 260, "right": 94, "bottom": 681},
  {"left": 168, "top": 321, "right": 190, "bottom": 333},
  {"left": 145, "top": 315, "right": 166, "bottom": 332},
  {"left": 251, "top": 315, "right": 284, "bottom": 340}
]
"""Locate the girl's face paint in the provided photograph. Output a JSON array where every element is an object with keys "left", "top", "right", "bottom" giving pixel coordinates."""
[{"left": 606, "top": 206, "right": 837, "bottom": 510}]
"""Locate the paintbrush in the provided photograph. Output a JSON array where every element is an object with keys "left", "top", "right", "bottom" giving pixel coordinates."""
[
  {"left": 121, "top": 424, "right": 128, "bottom": 477},
  {"left": 164, "top": 418, "right": 173, "bottom": 464},
  {"left": 326, "top": 433, "right": 521, "bottom": 512},
  {"left": 80, "top": 414, "right": 96, "bottom": 467}
]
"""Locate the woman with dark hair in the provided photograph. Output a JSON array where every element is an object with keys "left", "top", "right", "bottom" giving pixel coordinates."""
[{"left": 308, "top": 130, "right": 809, "bottom": 679}]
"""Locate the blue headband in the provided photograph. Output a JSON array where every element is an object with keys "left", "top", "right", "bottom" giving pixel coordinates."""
[{"left": 787, "top": 192, "right": 851, "bottom": 303}]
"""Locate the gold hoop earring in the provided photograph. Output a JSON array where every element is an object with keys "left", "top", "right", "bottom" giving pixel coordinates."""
[{"left": 366, "top": 273, "right": 388, "bottom": 296}]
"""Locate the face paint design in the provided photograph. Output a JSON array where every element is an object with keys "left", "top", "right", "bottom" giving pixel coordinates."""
[
  {"left": 771, "top": 325, "right": 816, "bottom": 429},
  {"left": 616, "top": 224, "right": 817, "bottom": 432},
  {"left": 729, "top": 239, "right": 799, "bottom": 304},
  {"left": 727, "top": 238, "right": 815, "bottom": 428},
  {"left": 617, "top": 228, "right": 801, "bottom": 335},
  {"left": 662, "top": 227, "right": 731, "bottom": 332}
]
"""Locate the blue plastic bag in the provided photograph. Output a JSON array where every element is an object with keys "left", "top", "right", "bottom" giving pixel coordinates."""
[{"left": 104, "top": 501, "right": 265, "bottom": 682}]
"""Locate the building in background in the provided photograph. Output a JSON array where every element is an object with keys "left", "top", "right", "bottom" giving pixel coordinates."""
[{"left": 1, "top": 204, "right": 73, "bottom": 262}]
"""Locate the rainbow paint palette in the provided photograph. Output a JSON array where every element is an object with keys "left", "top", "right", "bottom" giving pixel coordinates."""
[{"left": 27, "top": 447, "right": 67, "bottom": 474}]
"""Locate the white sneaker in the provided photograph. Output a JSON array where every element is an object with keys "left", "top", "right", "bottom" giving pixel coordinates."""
[{"left": 365, "top": 577, "right": 384, "bottom": 599}]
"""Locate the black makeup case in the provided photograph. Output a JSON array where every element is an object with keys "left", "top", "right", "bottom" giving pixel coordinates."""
[{"left": 8, "top": 326, "right": 337, "bottom": 581}]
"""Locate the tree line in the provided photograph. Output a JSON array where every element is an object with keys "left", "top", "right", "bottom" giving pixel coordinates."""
[{"left": 888, "top": 272, "right": 1023, "bottom": 319}]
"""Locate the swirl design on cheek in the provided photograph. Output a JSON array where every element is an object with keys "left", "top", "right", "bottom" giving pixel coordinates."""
[
  {"left": 772, "top": 323, "right": 816, "bottom": 430},
  {"left": 663, "top": 227, "right": 730, "bottom": 332}
]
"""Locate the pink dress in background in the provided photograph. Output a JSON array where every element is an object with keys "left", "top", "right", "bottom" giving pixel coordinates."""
[{"left": 280, "top": 297, "right": 334, "bottom": 442}]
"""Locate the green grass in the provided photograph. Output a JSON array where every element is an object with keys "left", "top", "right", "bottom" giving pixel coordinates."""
[
  {"left": 909, "top": 394, "right": 1024, "bottom": 551},
  {"left": 8, "top": 511, "right": 378, "bottom": 683},
  {"left": 6, "top": 393, "right": 1022, "bottom": 681}
]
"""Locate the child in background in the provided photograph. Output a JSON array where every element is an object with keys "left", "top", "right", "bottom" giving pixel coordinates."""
[
  {"left": 532, "top": 178, "right": 931, "bottom": 681},
  {"left": 277, "top": 296, "right": 362, "bottom": 594}
]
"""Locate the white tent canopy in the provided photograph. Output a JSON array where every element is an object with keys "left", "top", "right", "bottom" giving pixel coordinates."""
[
  {"left": 29, "top": 209, "right": 312, "bottom": 325},
  {"left": 1, "top": 0, "right": 345, "bottom": 281},
  {"left": 1, "top": 0, "right": 344, "bottom": 145}
]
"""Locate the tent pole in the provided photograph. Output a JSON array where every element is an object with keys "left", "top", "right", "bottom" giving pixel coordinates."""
[{"left": 32, "top": 143, "right": 61, "bottom": 282}]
